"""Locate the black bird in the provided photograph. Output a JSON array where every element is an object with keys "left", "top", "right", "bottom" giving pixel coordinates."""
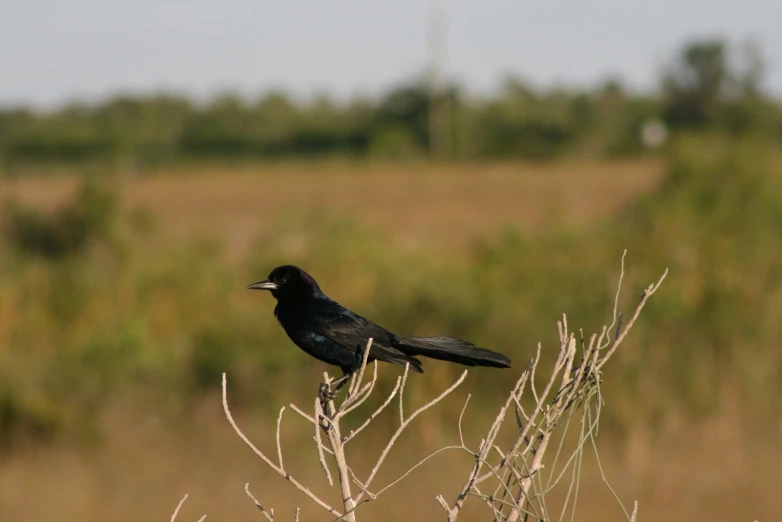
[{"left": 248, "top": 265, "right": 511, "bottom": 388}]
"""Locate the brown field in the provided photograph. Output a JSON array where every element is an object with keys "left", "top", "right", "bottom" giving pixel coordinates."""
[
  {"left": 0, "top": 398, "right": 778, "bottom": 522},
  {"left": 0, "top": 160, "right": 662, "bottom": 257}
]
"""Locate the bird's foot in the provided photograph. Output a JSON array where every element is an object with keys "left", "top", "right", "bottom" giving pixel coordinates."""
[{"left": 318, "top": 383, "right": 338, "bottom": 404}]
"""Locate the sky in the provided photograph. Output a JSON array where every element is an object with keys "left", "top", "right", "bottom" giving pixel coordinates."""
[{"left": 1, "top": 0, "right": 781, "bottom": 108}]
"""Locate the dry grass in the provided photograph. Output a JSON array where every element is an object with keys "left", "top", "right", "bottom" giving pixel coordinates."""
[
  {"left": 0, "top": 160, "right": 662, "bottom": 257},
  {"left": 0, "top": 398, "right": 777, "bottom": 522}
]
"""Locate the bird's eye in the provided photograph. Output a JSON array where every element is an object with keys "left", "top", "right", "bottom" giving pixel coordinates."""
[{"left": 281, "top": 277, "right": 288, "bottom": 284}]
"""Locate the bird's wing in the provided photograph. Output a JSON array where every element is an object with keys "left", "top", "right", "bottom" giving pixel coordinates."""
[{"left": 309, "top": 300, "right": 419, "bottom": 367}]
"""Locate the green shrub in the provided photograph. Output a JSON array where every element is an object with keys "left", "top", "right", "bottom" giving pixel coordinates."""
[{"left": 3, "top": 177, "right": 117, "bottom": 259}]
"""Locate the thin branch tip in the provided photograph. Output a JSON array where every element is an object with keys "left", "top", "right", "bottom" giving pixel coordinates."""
[{"left": 170, "top": 494, "right": 189, "bottom": 522}]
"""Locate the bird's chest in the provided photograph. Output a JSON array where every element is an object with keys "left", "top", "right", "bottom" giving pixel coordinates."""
[
  {"left": 274, "top": 303, "right": 360, "bottom": 368},
  {"left": 275, "top": 302, "right": 316, "bottom": 334}
]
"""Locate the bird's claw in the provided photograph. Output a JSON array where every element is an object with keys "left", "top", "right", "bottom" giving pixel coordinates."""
[{"left": 318, "top": 382, "right": 338, "bottom": 404}]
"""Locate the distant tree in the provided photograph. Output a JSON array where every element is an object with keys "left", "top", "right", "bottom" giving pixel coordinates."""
[
  {"left": 0, "top": 39, "right": 777, "bottom": 169},
  {"left": 596, "top": 78, "right": 626, "bottom": 111},
  {"left": 662, "top": 39, "right": 728, "bottom": 128},
  {"left": 372, "top": 82, "right": 431, "bottom": 152},
  {"left": 721, "top": 39, "right": 773, "bottom": 135},
  {"left": 661, "top": 37, "right": 772, "bottom": 134},
  {"left": 730, "top": 39, "right": 766, "bottom": 99},
  {"left": 473, "top": 77, "right": 576, "bottom": 159}
]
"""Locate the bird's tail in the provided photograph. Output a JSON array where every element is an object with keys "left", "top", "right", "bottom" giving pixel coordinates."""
[
  {"left": 386, "top": 355, "right": 424, "bottom": 373},
  {"left": 396, "top": 336, "right": 511, "bottom": 368}
]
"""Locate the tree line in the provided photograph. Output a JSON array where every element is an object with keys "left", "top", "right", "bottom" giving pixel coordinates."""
[{"left": 0, "top": 38, "right": 779, "bottom": 169}]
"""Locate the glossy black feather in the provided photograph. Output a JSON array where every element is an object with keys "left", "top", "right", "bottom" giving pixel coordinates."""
[{"left": 249, "top": 265, "right": 511, "bottom": 376}]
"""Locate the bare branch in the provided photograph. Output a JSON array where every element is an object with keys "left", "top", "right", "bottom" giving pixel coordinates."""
[
  {"left": 344, "top": 375, "right": 402, "bottom": 443},
  {"left": 168, "top": 492, "right": 206, "bottom": 522},
  {"left": 596, "top": 268, "right": 668, "bottom": 371},
  {"left": 529, "top": 343, "right": 542, "bottom": 406},
  {"left": 470, "top": 485, "right": 508, "bottom": 520},
  {"left": 451, "top": 369, "right": 533, "bottom": 520},
  {"left": 373, "top": 445, "right": 465, "bottom": 499},
  {"left": 398, "top": 363, "right": 410, "bottom": 424},
  {"left": 349, "top": 467, "right": 377, "bottom": 501},
  {"left": 222, "top": 373, "right": 342, "bottom": 518},
  {"left": 170, "top": 494, "right": 189, "bottom": 522},
  {"left": 357, "top": 369, "right": 468, "bottom": 502},
  {"left": 456, "top": 263, "right": 666, "bottom": 522},
  {"left": 245, "top": 484, "right": 275, "bottom": 522},
  {"left": 276, "top": 407, "right": 286, "bottom": 470},
  {"left": 458, "top": 394, "right": 471, "bottom": 447},
  {"left": 346, "top": 338, "right": 373, "bottom": 400},
  {"left": 322, "top": 405, "right": 357, "bottom": 521},
  {"left": 314, "top": 398, "right": 335, "bottom": 486},
  {"left": 607, "top": 249, "right": 627, "bottom": 337},
  {"left": 289, "top": 403, "right": 316, "bottom": 425},
  {"left": 340, "top": 361, "right": 379, "bottom": 417}
]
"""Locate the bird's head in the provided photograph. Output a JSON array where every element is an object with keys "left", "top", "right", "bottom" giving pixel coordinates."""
[{"left": 247, "top": 265, "right": 322, "bottom": 302}]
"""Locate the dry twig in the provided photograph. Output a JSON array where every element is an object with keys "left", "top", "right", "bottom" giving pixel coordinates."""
[
  {"left": 223, "top": 338, "right": 467, "bottom": 522},
  {"left": 169, "top": 493, "right": 207, "bottom": 522},
  {"left": 170, "top": 494, "right": 189, "bottom": 522}
]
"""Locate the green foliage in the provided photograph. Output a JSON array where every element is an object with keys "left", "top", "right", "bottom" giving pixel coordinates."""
[
  {"left": 0, "top": 137, "right": 780, "bottom": 449},
  {"left": 662, "top": 38, "right": 780, "bottom": 136},
  {"left": 471, "top": 80, "right": 577, "bottom": 159},
  {"left": 1, "top": 37, "right": 776, "bottom": 172},
  {"left": 0, "top": 382, "right": 59, "bottom": 450},
  {"left": 3, "top": 177, "right": 117, "bottom": 259},
  {"left": 611, "top": 135, "right": 782, "bottom": 421},
  {"left": 2, "top": 37, "right": 780, "bottom": 169},
  {"left": 368, "top": 124, "right": 423, "bottom": 159},
  {"left": 662, "top": 39, "right": 728, "bottom": 128}
]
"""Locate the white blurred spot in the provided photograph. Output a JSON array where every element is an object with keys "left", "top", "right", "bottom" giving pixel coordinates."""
[{"left": 640, "top": 119, "right": 668, "bottom": 149}]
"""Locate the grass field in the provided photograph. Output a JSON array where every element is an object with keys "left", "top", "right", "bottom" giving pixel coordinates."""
[
  {"left": 1, "top": 159, "right": 662, "bottom": 257},
  {"left": 1, "top": 150, "right": 780, "bottom": 522},
  {"left": 0, "top": 392, "right": 778, "bottom": 522}
]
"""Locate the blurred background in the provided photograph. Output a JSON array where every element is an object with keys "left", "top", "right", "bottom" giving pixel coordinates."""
[{"left": 1, "top": 1, "right": 781, "bottom": 520}]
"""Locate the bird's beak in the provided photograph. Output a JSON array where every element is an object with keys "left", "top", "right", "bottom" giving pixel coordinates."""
[{"left": 247, "top": 280, "right": 278, "bottom": 290}]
